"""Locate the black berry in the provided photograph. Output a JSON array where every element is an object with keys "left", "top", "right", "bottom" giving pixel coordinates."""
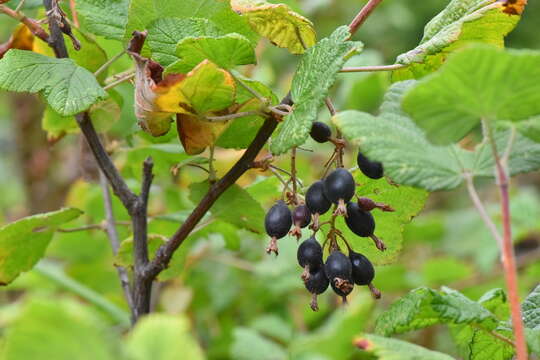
[
  {"left": 297, "top": 236, "right": 323, "bottom": 269},
  {"left": 323, "top": 168, "right": 355, "bottom": 215},
  {"left": 290, "top": 205, "right": 311, "bottom": 238},
  {"left": 349, "top": 251, "right": 374, "bottom": 285},
  {"left": 264, "top": 200, "right": 292, "bottom": 255},
  {"left": 357, "top": 151, "right": 383, "bottom": 179},
  {"left": 325, "top": 250, "right": 354, "bottom": 301},
  {"left": 306, "top": 181, "right": 332, "bottom": 229},
  {"left": 310, "top": 121, "right": 332, "bottom": 143},
  {"left": 345, "top": 202, "right": 375, "bottom": 237},
  {"left": 304, "top": 266, "right": 329, "bottom": 294},
  {"left": 345, "top": 202, "right": 386, "bottom": 251},
  {"left": 304, "top": 266, "right": 329, "bottom": 311}
]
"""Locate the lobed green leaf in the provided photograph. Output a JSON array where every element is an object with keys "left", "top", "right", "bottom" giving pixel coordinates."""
[{"left": 0, "top": 50, "right": 107, "bottom": 116}]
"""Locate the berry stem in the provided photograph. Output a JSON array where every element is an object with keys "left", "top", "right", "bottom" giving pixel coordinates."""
[
  {"left": 291, "top": 147, "right": 298, "bottom": 204},
  {"left": 324, "top": 98, "right": 345, "bottom": 169},
  {"left": 368, "top": 283, "right": 382, "bottom": 299},
  {"left": 482, "top": 119, "right": 528, "bottom": 360}
]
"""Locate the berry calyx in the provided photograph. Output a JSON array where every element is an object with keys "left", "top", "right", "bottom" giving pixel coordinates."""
[
  {"left": 306, "top": 180, "right": 332, "bottom": 229},
  {"left": 345, "top": 202, "right": 386, "bottom": 251},
  {"left": 325, "top": 250, "right": 354, "bottom": 302},
  {"left": 264, "top": 200, "right": 293, "bottom": 255},
  {"left": 290, "top": 204, "right": 311, "bottom": 239},
  {"left": 323, "top": 168, "right": 355, "bottom": 216},
  {"left": 357, "top": 151, "right": 383, "bottom": 180},
  {"left": 310, "top": 121, "right": 332, "bottom": 143}
]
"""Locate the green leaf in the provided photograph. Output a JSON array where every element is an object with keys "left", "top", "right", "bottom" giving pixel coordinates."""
[
  {"left": 231, "top": 0, "right": 315, "bottom": 54},
  {"left": 1, "top": 297, "right": 116, "bottom": 360},
  {"left": 375, "top": 287, "right": 499, "bottom": 336},
  {"left": 125, "top": 314, "right": 204, "bottom": 360},
  {"left": 512, "top": 116, "right": 540, "bottom": 143},
  {"left": 230, "top": 327, "right": 287, "bottom": 360},
  {"left": 333, "top": 81, "right": 540, "bottom": 191},
  {"left": 450, "top": 324, "right": 514, "bottom": 360},
  {"left": 393, "top": 0, "right": 525, "bottom": 81},
  {"left": 321, "top": 173, "right": 427, "bottom": 265},
  {"left": 146, "top": 17, "right": 220, "bottom": 67},
  {"left": 0, "top": 208, "right": 82, "bottom": 285},
  {"left": 166, "top": 33, "right": 256, "bottom": 74},
  {"left": 0, "top": 50, "right": 107, "bottom": 116},
  {"left": 271, "top": 26, "right": 361, "bottom": 155},
  {"left": 124, "top": 0, "right": 256, "bottom": 44},
  {"left": 354, "top": 334, "right": 455, "bottom": 360},
  {"left": 402, "top": 46, "right": 540, "bottom": 145},
  {"left": 217, "top": 76, "right": 278, "bottom": 149},
  {"left": 76, "top": 0, "right": 129, "bottom": 40},
  {"left": 522, "top": 284, "right": 540, "bottom": 330},
  {"left": 189, "top": 182, "right": 265, "bottom": 233},
  {"left": 42, "top": 91, "right": 122, "bottom": 140}
]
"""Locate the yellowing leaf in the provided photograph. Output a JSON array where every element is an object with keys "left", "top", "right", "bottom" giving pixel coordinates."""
[
  {"left": 156, "top": 59, "right": 236, "bottom": 114},
  {"left": 231, "top": 0, "right": 316, "bottom": 54},
  {"left": 176, "top": 113, "right": 230, "bottom": 155},
  {"left": 0, "top": 24, "right": 33, "bottom": 58},
  {"left": 393, "top": 0, "right": 526, "bottom": 81}
]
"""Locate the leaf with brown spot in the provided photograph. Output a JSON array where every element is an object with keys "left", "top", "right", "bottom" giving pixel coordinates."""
[{"left": 393, "top": 0, "right": 527, "bottom": 81}]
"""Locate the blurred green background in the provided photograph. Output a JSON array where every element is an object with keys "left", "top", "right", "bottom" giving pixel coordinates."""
[{"left": 0, "top": 0, "right": 539, "bottom": 359}]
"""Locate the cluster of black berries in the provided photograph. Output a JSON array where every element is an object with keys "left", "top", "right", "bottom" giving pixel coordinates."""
[{"left": 263, "top": 121, "right": 392, "bottom": 310}]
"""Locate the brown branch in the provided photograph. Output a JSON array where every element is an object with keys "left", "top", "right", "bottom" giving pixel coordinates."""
[
  {"left": 348, "top": 0, "right": 385, "bottom": 37},
  {"left": 0, "top": 4, "right": 49, "bottom": 42}
]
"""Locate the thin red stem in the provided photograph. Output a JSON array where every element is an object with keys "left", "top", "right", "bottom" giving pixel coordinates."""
[
  {"left": 484, "top": 121, "right": 528, "bottom": 360},
  {"left": 348, "top": 0, "right": 385, "bottom": 37}
]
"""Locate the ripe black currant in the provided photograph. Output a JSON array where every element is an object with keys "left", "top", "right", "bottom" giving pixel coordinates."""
[
  {"left": 345, "top": 202, "right": 386, "bottom": 251},
  {"left": 290, "top": 204, "right": 311, "bottom": 239},
  {"left": 304, "top": 266, "right": 329, "bottom": 311},
  {"left": 323, "top": 168, "right": 355, "bottom": 215},
  {"left": 310, "top": 121, "right": 332, "bottom": 143},
  {"left": 264, "top": 200, "right": 292, "bottom": 255},
  {"left": 325, "top": 250, "right": 354, "bottom": 303},
  {"left": 349, "top": 250, "right": 381, "bottom": 299},
  {"left": 297, "top": 236, "right": 323, "bottom": 274},
  {"left": 357, "top": 151, "right": 383, "bottom": 179},
  {"left": 306, "top": 180, "right": 331, "bottom": 228}
]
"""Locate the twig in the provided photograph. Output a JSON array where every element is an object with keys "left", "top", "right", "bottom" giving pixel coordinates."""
[
  {"left": 325, "top": 98, "right": 344, "bottom": 168},
  {"left": 15, "top": 0, "right": 26, "bottom": 12},
  {"left": 0, "top": 4, "right": 49, "bottom": 42},
  {"left": 340, "top": 64, "right": 406, "bottom": 73},
  {"left": 348, "top": 0, "right": 385, "bottom": 37},
  {"left": 463, "top": 172, "right": 503, "bottom": 248},
  {"left": 58, "top": 224, "right": 103, "bottom": 232},
  {"left": 69, "top": 0, "right": 79, "bottom": 27},
  {"left": 99, "top": 171, "right": 134, "bottom": 319},
  {"left": 482, "top": 119, "right": 528, "bottom": 360},
  {"left": 95, "top": 50, "right": 127, "bottom": 78},
  {"left": 205, "top": 110, "right": 262, "bottom": 122},
  {"left": 291, "top": 147, "right": 298, "bottom": 203},
  {"left": 103, "top": 72, "right": 135, "bottom": 91},
  {"left": 231, "top": 72, "right": 268, "bottom": 104}
]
